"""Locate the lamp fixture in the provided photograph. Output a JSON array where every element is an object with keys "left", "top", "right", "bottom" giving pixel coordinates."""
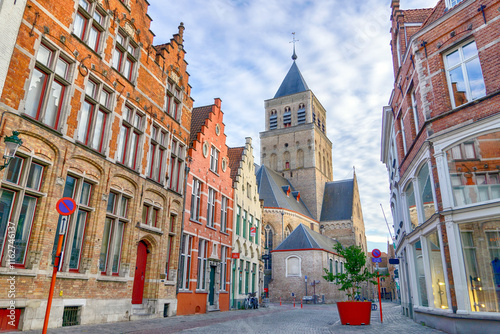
[{"left": 0, "top": 131, "right": 23, "bottom": 171}]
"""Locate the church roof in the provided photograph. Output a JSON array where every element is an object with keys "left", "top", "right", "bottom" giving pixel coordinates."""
[
  {"left": 255, "top": 165, "right": 313, "bottom": 219},
  {"left": 274, "top": 62, "right": 310, "bottom": 98},
  {"left": 273, "top": 224, "right": 339, "bottom": 252},
  {"left": 320, "top": 179, "right": 354, "bottom": 222}
]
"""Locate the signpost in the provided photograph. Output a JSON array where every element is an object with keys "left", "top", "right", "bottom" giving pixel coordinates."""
[
  {"left": 43, "top": 198, "right": 76, "bottom": 334},
  {"left": 372, "top": 248, "right": 383, "bottom": 323}
]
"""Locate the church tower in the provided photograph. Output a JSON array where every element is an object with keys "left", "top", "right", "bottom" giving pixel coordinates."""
[{"left": 259, "top": 40, "right": 333, "bottom": 220}]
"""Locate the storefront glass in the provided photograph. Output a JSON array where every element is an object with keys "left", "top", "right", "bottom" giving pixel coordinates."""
[
  {"left": 459, "top": 220, "right": 500, "bottom": 313},
  {"left": 446, "top": 131, "right": 500, "bottom": 207},
  {"left": 413, "top": 240, "right": 429, "bottom": 307},
  {"left": 426, "top": 230, "right": 448, "bottom": 309}
]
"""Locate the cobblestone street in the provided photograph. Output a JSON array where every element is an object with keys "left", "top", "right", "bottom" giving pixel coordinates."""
[{"left": 22, "top": 302, "right": 444, "bottom": 333}]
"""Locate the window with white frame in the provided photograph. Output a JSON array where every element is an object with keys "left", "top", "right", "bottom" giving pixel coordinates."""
[
  {"left": 196, "top": 239, "right": 208, "bottom": 290},
  {"left": 0, "top": 154, "right": 45, "bottom": 267},
  {"left": 248, "top": 214, "right": 254, "bottom": 242},
  {"left": 210, "top": 146, "right": 219, "bottom": 173},
  {"left": 24, "top": 42, "right": 72, "bottom": 129},
  {"left": 444, "top": 40, "right": 485, "bottom": 108},
  {"left": 99, "top": 191, "right": 129, "bottom": 274},
  {"left": 417, "top": 164, "right": 434, "bottom": 222},
  {"left": 426, "top": 230, "right": 449, "bottom": 309},
  {"left": 168, "top": 139, "right": 185, "bottom": 193},
  {"left": 286, "top": 256, "right": 301, "bottom": 277},
  {"left": 446, "top": 0, "right": 464, "bottom": 8},
  {"left": 112, "top": 30, "right": 139, "bottom": 81},
  {"left": 405, "top": 181, "right": 418, "bottom": 231},
  {"left": 220, "top": 245, "right": 227, "bottom": 291},
  {"left": 77, "top": 77, "right": 113, "bottom": 153},
  {"left": 73, "top": 0, "right": 107, "bottom": 52},
  {"left": 411, "top": 89, "right": 419, "bottom": 133},
  {"left": 116, "top": 104, "right": 144, "bottom": 170},
  {"left": 220, "top": 196, "right": 228, "bottom": 233},
  {"left": 165, "top": 81, "right": 182, "bottom": 121},
  {"left": 147, "top": 124, "right": 169, "bottom": 183},
  {"left": 178, "top": 234, "right": 193, "bottom": 290},
  {"left": 142, "top": 203, "right": 160, "bottom": 228},
  {"left": 207, "top": 188, "right": 216, "bottom": 228},
  {"left": 165, "top": 214, "right": 176, "bottom": 279},
  {"left": 413, "top": 240, "right": 429, "bottom": 307},
  {"left": 51, "top": 174, "right": 94, "bottom": 271},
  {"left": 400, "top": 118, "right": 407, "bottom": 155},
  {"left": 446, "top": 131, "right": 500, "bottom": 207},
  {"left": 190, "top": 178, "right": 201, "bottom": 222}
]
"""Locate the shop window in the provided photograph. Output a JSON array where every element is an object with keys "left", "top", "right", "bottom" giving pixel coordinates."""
[
  {"left": 220, "top": 245, "right": 227, "bottom": 291},
  {"left": 459, "top": 220, "right": 500, "bottom": 313},
  {"left": 447, "top": 131, "right": 500, "bottom": 207},
  {"left": 405, "top": 182, "right": 418, "bottom": 231},
  {"left": 413, "top": 240, "right": 429, "bottom": 307},
  {"left": 417, "top": 165, "right": 435, "bottom": 222},
  {"left": 426, "top": 230, "right": 449, "bottom": 309}
]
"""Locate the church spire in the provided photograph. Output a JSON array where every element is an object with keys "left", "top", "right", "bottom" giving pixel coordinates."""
[{"left": 291, "top": 32, "right": 298, "bottom": 61}]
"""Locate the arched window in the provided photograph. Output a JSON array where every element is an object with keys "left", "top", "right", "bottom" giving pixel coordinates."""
[
  {"left": 269, "top": 109, "right": 277, "bottom": 129},
  {"left": 283, "top": 151, "right": 290, "bottom": 170},
  {"left": 329, "top": 258, "right": 333, "bottom": 273},
  {"left": 417, "top": 164, "right": 434, "bottom": 222},
  {"left": 286, "top": 256, "right": 301, "bottom": 277},
  {"left": 297, "top": 104, "right": 306, "bottom": 124},
  {"left": 296, "top": 149, "right": 304, "bottom": 168},
  {"left": 270, "top": 153, "right": 277, "bottom": 170},
  {"left": 264, "top": 225, "right": 273, "bottom": 270},
  {"left": 284, "top": 225, "right": 292, "bottom": 238},
  {"left": 405, "top": 182, "right": 417, "bottom": 231},
  {"left": 335, "top": 260, "right": 339, "bottom": 274},
  {"left": 283, "top": 107, "right": 291, "bottom": 127}
]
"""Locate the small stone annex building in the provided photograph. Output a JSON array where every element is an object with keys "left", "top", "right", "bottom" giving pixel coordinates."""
[
  {"left": 227, "top": 138, "right": 263, "bottom": 308},
  {"left": 258, "top": 49, "right": 368, "bottom": 298},
  {"left": 269, "top": 224, "right": 345, "bottom": 303},
  {"left": 177, "top": 98, "right": 233, "bottom": 315},
  {"left": 0, "top": 0, "right": 193, "bottom": 330}
]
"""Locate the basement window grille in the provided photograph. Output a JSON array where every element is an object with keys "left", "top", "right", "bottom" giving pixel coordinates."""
[{"left": 62, "top": 306, "right": 81, "bottom": 327}]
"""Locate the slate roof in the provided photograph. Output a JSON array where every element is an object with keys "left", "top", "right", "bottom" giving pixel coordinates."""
[
  {"left": 273, "top": 224, "right": 339, "bottom": 253},
  {"left": 227, "top": 147, "right": 244, "bottom": 186},
  {"left": 274, "top": 62, "right": 310, "bottom": 98},
  {"left": 189, "top": 105, "right": 213, "bottom": 145},
  {"left": 320, "top": 179, "right": 354, "bottom": 222},
  {"left": 255, "top": 165, "right": 313, "bottom": 219}
]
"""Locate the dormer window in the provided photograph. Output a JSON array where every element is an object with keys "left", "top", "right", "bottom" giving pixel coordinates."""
[{"left": 446, "top": 0, "right": 463, "bottom": 8}]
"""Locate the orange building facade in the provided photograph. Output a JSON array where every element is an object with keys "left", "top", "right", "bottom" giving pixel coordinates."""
[
  {"left": 0, "top": 0, "right": 193, "bottom": 330},
  {"left": 176, "top": 98, "right": 233, "bottom": 315}
]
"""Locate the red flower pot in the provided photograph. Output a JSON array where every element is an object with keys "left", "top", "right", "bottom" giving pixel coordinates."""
[{"left": 337, "top": 301, "right": 371, "bottom": 325}]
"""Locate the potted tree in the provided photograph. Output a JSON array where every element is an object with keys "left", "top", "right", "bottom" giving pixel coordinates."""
[{"left": 323, "top": 243, "right": 381, "bottom": 325}]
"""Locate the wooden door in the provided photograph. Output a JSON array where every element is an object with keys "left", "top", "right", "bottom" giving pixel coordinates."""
[{"left": 132, "top": 241, "right": 148, "bottom": 304}]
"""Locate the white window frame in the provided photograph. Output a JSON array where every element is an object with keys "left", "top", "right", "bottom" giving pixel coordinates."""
[
  {"left": 207, "top": 188, "right": 216, "bottom": 228},
  {"left": 196, "top": 239, "right": 208, "bottom": 290},
  {"left": 220, "top": 196, "right": 228, "bottom": 233},
  {"left": 210, "top": 146, "right": 219, "bottom": 173}
]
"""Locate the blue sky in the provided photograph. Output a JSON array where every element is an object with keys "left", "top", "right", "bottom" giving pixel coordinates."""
[{"left": 147, "top": 0, "right": 439, "bottom": 253}]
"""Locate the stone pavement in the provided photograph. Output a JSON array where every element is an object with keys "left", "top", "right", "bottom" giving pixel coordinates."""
[{"left": 22, "top": 302, "right": 444, "bottom": 333}]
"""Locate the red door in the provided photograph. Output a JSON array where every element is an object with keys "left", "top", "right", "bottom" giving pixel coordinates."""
[{"left": 132, "top": 241, "right": 148, "bottom": 304}]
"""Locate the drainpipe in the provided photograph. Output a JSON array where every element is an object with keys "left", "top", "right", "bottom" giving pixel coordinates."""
[{"left": 176, "top": 156, "right": 192, "bottom": 295}]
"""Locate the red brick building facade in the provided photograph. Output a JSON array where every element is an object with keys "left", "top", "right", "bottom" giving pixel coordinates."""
[
  {"left": 177, "top": 98, "right": 233, "bottom": 315},
  {"left": 0, "top": 0, "right": 192, "bottom": 330},
  {"left": 381, "top": 1, "right": 500, "bottom": 332}
]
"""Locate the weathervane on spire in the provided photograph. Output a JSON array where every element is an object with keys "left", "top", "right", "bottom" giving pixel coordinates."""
[{"left": 290, "top": 32, "right": 298, "bottom": 61}]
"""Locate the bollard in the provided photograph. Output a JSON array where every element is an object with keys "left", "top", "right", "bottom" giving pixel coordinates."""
[
  {"left": 280, "top": 297, "right": 281, "bottom": 306},
  {"left": 293, "top": 297, "right": 295, "bottom": 307},
  {"left": 301, "top": 299, "right": 303, "bottom": 309}
]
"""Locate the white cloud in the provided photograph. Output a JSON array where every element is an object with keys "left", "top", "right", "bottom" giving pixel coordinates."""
[{"left": 147, "top": 0, "right": 434, "bottom": 252}]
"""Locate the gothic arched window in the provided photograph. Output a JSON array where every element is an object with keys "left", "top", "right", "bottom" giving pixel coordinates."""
[
  {"left": 270, "top": 153, "right": 277, "bottom": 170},
  {"left": 296, "top": 149, "right": 304, "bottom": 168}
]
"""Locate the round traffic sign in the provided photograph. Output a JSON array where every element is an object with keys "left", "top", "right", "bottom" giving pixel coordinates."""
[
  {"left": 372, "top": 249, "right": 382, "bottom": 258},
  {"left": 56, "top": 197, "right": 77, "bottom": 216}
]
